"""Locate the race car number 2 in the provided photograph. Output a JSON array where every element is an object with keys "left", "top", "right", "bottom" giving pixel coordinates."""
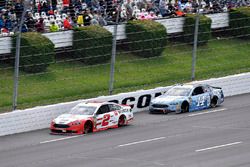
[{"left": 102, "top": 114, "right": 111, "bottom": 126}]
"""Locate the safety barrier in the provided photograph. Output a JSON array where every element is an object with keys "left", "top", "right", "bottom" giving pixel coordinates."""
[{"left": 0, "top": 72, "right": 250, "bottom": 136}]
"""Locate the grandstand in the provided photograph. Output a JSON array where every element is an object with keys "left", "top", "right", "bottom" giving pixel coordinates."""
[{"left": 0, "top": 0, "right": 249, "bottom": 36}]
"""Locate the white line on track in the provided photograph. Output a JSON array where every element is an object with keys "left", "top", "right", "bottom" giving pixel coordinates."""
[
  {"left": 195, "top": 141, "right": 242, "bottom": 152},
  {"left": 188, "top": 108, "right": 226, "bottom": 117},
  {"left": 118, "top": 137, "right": 166, "bottom": 147},
  {"left": 40, "top": 135, "right": 83, "bottom": 144}
]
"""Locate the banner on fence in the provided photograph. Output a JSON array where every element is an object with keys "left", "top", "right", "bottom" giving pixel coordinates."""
[
  {"left": 156, "top": 17, "right": 185, "bottom": 33},
  {"left": 206, "top": 13, "right": 229, "bottom": 29}
]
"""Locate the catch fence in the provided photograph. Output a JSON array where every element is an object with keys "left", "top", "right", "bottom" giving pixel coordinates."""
[{"left": 0, "top": 11, "right": 249, "bottom": 113}]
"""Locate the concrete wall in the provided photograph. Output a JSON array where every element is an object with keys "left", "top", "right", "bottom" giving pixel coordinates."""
[{"left": 0, "top": 72, "right": 249, "bottom": 136}]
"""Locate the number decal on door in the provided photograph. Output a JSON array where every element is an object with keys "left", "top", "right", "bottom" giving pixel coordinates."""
[
  {"left": 197, "top": 96, "right": 205, "bottom": 106},
  {"left": 102, "top": 114, "right": 110, "bottom": 126}
]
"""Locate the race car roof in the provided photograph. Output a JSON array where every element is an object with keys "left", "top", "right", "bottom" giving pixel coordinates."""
[
  {"left": 77, "top": 102, "right": 102, "bottom": 107},
  {"left": 77, "top": 101, "right": 113, "bottom": 107},
  {"left": 174, "top": 84, "right": 194, "bottom": 89},
  {"left": 174, "top": 83, "right": 205, "bottom": 89}
]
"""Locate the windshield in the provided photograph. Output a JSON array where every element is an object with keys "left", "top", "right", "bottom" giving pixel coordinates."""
[
  {"left": 69, "top": 105, "right": 97, "bottom": 115},
  {"left": 165, "top": 87, "right": 192, "bottom": 96}
]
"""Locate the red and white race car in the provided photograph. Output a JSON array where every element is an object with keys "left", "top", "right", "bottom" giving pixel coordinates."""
[{"left": 50, "top": 101, "right": 133, "bottom": 134}]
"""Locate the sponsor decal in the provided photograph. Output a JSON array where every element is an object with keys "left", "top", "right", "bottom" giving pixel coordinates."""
[{"left": 109, "top": 92, "right": 165, "bottom": 110}]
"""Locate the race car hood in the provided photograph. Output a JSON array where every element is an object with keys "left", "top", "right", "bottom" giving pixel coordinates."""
[
  {"left": 53, "top": 114, "right": 91, "bottom": 124},
  {"left": 152, "top": 96, "right": 185, "bottom": 104}
]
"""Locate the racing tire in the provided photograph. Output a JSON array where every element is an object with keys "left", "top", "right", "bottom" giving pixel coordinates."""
[
  {"left": 118, "top": 115, "right": 126, "bottom": 127},
  {"left": 181, "top": 102, "right": 189, "bottom": 113},
  {"left": 84, "top": 121, "right": 93, "bottom": 134},
  {"left": 210, "top": 97, "right": 218, "bottom": 108}
]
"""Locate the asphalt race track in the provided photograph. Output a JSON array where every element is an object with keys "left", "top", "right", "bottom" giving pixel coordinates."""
[{"left": 1, "top": 94, "right": 250, "bottom": 167}]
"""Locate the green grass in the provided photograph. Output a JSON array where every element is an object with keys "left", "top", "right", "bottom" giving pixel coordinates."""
[{"left": 0, "top": 38, "right": 250, "bottom": 113}]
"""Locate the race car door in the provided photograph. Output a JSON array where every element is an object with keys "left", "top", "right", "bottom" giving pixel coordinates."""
[
  {"left": 191, "top": 86, "right": 210, "bottom": 111},
  {"left": 108, "top": 104, "right": 121, "bottom": 126},
  {"left": 95, "top": 104, "right": 115, "bottom": 130}
]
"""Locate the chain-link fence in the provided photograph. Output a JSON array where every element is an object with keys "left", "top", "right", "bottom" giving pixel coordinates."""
[{"left": 0, "top": 9, "right": 250, "bottom": 113}]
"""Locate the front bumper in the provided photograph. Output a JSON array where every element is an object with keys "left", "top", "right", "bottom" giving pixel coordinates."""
[
  {"left": 149, "top": 108, "right": 174, "bottom": 114},
  {"left": 50, "top": 124, "right": 83, "bottom": 135},
  {"left": 149, "top": 104, "right": 181, "bottom": 114}
]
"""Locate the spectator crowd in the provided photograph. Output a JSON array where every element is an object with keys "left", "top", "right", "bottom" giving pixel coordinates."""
[{"left": 0, "top": 0, "right": 249, "bottom": 35}]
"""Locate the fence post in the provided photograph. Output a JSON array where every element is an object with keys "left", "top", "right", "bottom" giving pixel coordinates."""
[
  {"left": 13, "top": 1, "right": 29, "bottom": 110},
  {"left": 191, "top": 1, "right": 201, "bottom": 81},
  {"left": 109, "top": 3, "right": 120, "bottom": 95}
]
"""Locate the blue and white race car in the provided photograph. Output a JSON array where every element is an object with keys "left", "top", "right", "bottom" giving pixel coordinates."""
[{"left": 149, "top": 84, "right": 224, "bottom": 114}]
